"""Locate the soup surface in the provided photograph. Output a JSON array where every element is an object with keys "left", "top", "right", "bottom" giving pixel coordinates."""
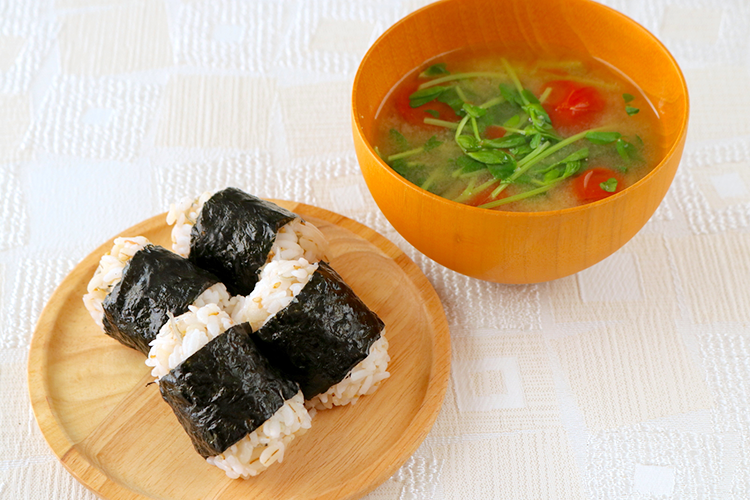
[{"left": 373, "top": 45, "right": 664, "bottom": 211}]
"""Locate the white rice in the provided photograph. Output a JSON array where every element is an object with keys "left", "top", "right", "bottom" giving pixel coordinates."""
[
  {"left": 206, "top": 391, "right": 312, "bottom": 479},
  {"left": 307, "top": 332, "right": 390, "bottom": 410},
  {"left": 191, "top": 282, "right": 237, "bottom": 311},
  {"left": 166, "top": 192, "right": 212, "bottom": 258},
  {"left": 166, "top": 191, "right": 329, "bottom": 265},
  {"left": 146, "top": 300, "right": 234, "bottom": 380},
  {"left": 230, "top": 258, "right": 318, "bottom": 331},
  {"left": 83, "top": 236, "right": 150, "bottom": 328}
]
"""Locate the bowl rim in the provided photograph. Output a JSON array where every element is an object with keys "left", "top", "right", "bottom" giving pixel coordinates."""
[{"left": 352, "top": 0, "right": 689, "bottom": 219}]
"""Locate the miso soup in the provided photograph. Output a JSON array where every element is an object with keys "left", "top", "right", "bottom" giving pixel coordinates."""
[{"left": 373, "top": 45, "right": 664, "bottom": 212}]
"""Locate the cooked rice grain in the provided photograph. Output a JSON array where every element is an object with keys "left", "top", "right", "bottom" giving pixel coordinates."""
[
  {"left": 206, "top": 391, "right": 312, "bottom": 478},
  {"left": 307, "top": 332, "right": 390, "bottom": 410},
  {"left": 230, "top": 258, "right": 318, "bottom": 331},
  {"left": 146, "top": 297, "right": 234, "bottom": 380},
  {"left": 83, "top": 236, "right": 150, "bottom": 328}
]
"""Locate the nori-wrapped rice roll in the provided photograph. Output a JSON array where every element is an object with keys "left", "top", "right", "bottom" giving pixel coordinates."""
[
  {"left": 250, "top": 261, "right": 386, "bottom": 400},
  {"left": 159, "top": 322, "right": 312, "bottom": 478},
  {"left": 101, "top": 244, "right": 221, "bottom": 354},
  {"left": 189, "top": 188, "right": 295, "bottom": 295},
  {"left": 159, "top": 323, "right": 298, "bottom": 457},
  {"left": 230, "top": 258, "right": 391, "bottom": 410},
  {"left": 167, "top": 188, "right": 328, "bottom": 296}
]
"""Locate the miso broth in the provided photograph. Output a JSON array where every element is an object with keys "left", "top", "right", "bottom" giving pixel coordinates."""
[{"left": 373, "top": 45, "right": 664, "bottom": 212}]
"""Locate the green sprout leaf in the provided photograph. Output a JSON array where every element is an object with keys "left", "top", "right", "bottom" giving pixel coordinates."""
[
  {"left": 467, "top": 149, "right": 514, "bottom": 166},
  {"left": 456, "top": 135, "right": 480, "bottom": 151},
  {"left": 600, "top": 178, "right": 618, "bottom": 192},
  {"left": 462, "top": 103, "right": 487, "bottom": 118},
  {"left": 425, "top": 109, "right": 439, "bottom": 118},
  {"left": 529, "top": 133, "right": 542, "bottom": 149},
  {"left": 622, "top": 93, "right": 635, "bottom": 103},
  {"left": 409, "top": 86, "right": 447, "bottom": 108},
  {"left": 510, "top": 144, "right": 533, "bottom": 158},
  {"left": 503, "top": 114, "right": 521, "bottom": 128},
  {"left": 515, "top": 174, "right": 533, "bottom": 184},
  {"left": 586, "top": 131, "right": 621, "bottom": 145},
  {"left": 616, "top": 138, "right": 639, "bottom": 161},
  {"left": 488, "top": 161, "right": 517, "bottom": 180},
  {"left": 499, "top": 84, "right": 523, "bottom": 107},
  {"left": 521, "top": 89, "right": 540, "bottom": 105},
  {"left": 423, "top": 136, "right": 443, "bottom": 152},
  {"left": 452, "top": 155, "right": 485, "bottom": 173},
  {"left": 563, "top": 160, "right": 582, "bottom": 177},
  {"left": 625, "top": 106, "right": 640, "bottom": 116},
  {"left": 420, "top": 63, "right": 449, "bottom": 78},
  {"left": 562, "top": 147, "right": 589, "bottom": 163},
  {"left": 389, "top": 158, "right": 409, "bottom": 176},
  {"left": 524, "top": 103, "right": 552, "bottom": 129},
  {"left": 483, "top": 134, "right": 526, "bottom": 149},
  {"left": 389, "top": 128, "right": 409, "bottom": 150},
  {"left": 543, "top": 169, "right": 560, "bottom": 183},
  {"left": 436, "top": 87, "right": 464, "bottom": 112}
]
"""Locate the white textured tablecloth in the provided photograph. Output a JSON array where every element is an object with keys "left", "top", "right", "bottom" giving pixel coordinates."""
[{"left": 2, "top": 0, "right": 749, "bottom": 498}]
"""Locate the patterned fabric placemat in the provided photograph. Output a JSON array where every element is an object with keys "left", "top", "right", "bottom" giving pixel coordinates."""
[{"left": 1, "top": 0, "right": 748, "bottom": 498}]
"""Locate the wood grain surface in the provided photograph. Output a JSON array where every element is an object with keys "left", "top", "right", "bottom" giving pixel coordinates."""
[{"left": 28, "top": 201, "right": 451, "bottom": 500}]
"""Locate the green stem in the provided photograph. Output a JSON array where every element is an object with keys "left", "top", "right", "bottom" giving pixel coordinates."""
[
  {"left": 423, "top": 118, "right": 458, "bottom": 129},
  {"left": 490, "top": 142, "right": 551, "bottom": 197},
  {"left": 480, "top": 96, "right": 505, "bottom": 109},
  {"left": 420, "top": 169, "right": 441, "bottom": 191},
  {"left": 520, "top": 126, "right": 605, "bottom": 168},
  {"left": 452, "top": 164, "right": 488, "bottom": 179},
  {"left": 471, "top": 117, "right": 480, "bottom": 140},
  {"left": 419, "top": 72, "right": 507, "bottom": 89},
  {"left": 453, "top": 176, "right": 498, "bottom": 204},
  {"left": 459, "top": 169, "right": 486, "bottom": 179},
  {"left": 479, "top": 182, "right": 558, "bottom": 209},
  {"left": 455, "top": 115, "right": 471, "bottom": 140},
  {"left": 516, "top": 140, "right": 555, "bottom": 168},
  {"left": 490, "top": 125, "right": 609, "bottom": 198},
  {"left": 537, "top": 162, "right": 562, "bottom": 175},
  {"left": 455, "top": 85, "right": 469, "bottom": 102},
  {"left": 501, "top": 58, "right": 524, "bottom": 95},
  {"left": 538, "top": 86, "right": 552, "bottom": 104},
  {"left": 387, "top": 147, "right": 423, "bottom": 161}
]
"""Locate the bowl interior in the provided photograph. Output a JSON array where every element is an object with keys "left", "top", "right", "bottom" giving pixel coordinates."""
[{"left": 354, "top": 0, "right": 687, "bottom": 162}]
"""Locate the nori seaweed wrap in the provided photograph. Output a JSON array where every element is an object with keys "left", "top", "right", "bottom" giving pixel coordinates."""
[
  {"left": 189, "top": 188, "right": 296, "bottom": 295},
  {"left": 251, "top": 261, "right": 385, "bottom": 400},
  {"left": 102, "top": 244, "right": 219, "bottom": 355},
  {"left": 158, "top": 323, "right": 299, "bottom": 458}
]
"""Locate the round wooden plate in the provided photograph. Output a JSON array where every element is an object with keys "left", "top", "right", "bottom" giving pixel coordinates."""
[{"left": 28, "top": 201, "right": 451, "bottom": 500}]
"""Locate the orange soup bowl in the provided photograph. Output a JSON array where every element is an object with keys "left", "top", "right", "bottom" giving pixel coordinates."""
[{"left": 351, "top": 0, "right": 688, "bottom": 284}]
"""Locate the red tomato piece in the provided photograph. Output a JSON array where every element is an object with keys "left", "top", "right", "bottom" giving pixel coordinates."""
[
  {"left": 394, "top": 82, "right": 460, "bottom": 128},
  {"left": 574, "top": 167, "right": 626, "bottom": 203},
  {"left": 542, "top": 80, "right": 605, "bottom": 132},
  {"left": 484, "top": 125, "right": 506, "bottom": 139}
]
